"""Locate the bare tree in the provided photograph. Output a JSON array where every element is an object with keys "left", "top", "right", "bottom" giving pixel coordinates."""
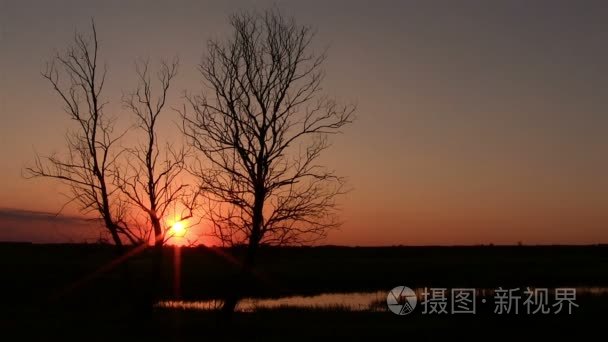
[
  {"left": 26, "top": 20, "right": 137, "bottom": 249},
  {"left": 116, "top": 58, "right": 196, "bottom": 248},
  {"left": 181, "top": 9, "right": 354, "bottom": 312}
]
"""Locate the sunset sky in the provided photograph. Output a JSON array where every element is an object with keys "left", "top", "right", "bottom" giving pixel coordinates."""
[{"left": 1, "top": 0, "right": 607, "bottom": 245}]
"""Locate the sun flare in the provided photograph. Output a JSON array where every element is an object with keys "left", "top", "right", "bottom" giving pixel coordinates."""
[{"left": 171, "top": 221, "right": 186, "bottom": 237}]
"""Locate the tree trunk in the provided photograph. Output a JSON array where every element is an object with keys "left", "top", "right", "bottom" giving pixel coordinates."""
[
  {"left": 221, "top": 239, "right": 259, "bottom": 315},
  {"left": 104, "top": 218, "right": 123, "bottom": 252},
  {"left": 151, "top": 215, "right": 163, "bottom": 248},
  {"left": 109, "top": 228, "right": 123, "bottom": 249},
  {"left": 220, "top": 188, "right": 264, "bottom": 320}
]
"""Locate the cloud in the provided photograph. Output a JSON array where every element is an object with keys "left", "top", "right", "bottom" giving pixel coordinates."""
[{"left": 0, "top": 208, "right": 103, "bottom": 243}]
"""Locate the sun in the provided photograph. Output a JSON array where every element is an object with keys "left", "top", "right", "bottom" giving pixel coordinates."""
[{"left": 171, "top": 221, "right": 186, "bottom": 237}]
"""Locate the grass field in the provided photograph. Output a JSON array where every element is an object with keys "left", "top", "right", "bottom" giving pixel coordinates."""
[{"left": 1, "top": 243, "right": 607, "bottom": 340}]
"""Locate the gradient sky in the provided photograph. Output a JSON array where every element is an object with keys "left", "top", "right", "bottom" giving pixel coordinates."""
[{"left": 1, "top": 0, "right": 607, "bottom": 245}]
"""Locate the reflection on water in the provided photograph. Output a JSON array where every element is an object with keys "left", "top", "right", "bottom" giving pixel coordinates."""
[
  {"left": 157, "top": 291, "right": 387, "bottom": 312},
  {"left": 156, "top": 287, "right": 608, "bottom": 312}
]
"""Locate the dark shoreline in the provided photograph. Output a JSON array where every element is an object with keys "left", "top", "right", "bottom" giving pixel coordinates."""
[{"left": 2, "top": 243, "right": 607, "bottom": 340}]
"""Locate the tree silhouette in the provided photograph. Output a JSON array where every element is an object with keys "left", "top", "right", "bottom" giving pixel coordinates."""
[
  {"left": 26, "top": 20, "right": 137, "bottom": 249},
  {"left": 116, "top": 58, "right": 197, "bottom": 247},
  {"left": 181, "top": 9, "right": 354, "bottom": 313}
]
